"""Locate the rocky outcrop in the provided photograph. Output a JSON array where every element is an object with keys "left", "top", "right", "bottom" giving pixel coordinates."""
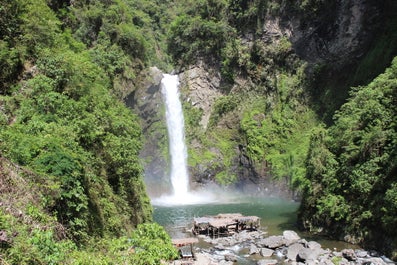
[
  {"left": 179, "top": 62, "right": 223, "bottom": 129},
  {"left": 125, "top": 67, "right": 170, "bottom": 196},
  {"left": 279, "top": 0, "right": 382, "bottom": 68}
]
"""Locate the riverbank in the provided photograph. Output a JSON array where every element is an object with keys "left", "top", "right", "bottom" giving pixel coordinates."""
[{"left": 170, "top": 230, "right": 394, "bottom": 265}]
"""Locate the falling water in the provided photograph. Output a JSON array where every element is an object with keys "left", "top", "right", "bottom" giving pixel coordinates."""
[{"left": 161, "top": 74, "right": 189, "bottom": 197}]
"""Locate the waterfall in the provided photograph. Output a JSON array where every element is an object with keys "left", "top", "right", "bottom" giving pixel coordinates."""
[
  {"left": 151, "top": 73, "right": 216, "bottom": 205},
  {"left": 161, "top": 74, "right": 189, "bottom": 197}
]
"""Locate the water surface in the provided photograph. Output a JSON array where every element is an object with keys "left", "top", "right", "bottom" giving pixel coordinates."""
[
  {"left": 153, "top": 195, "right": 358, "bottom": 251},
  {"left": 153, "top": 196, "right": 299, "bottom": 238}
]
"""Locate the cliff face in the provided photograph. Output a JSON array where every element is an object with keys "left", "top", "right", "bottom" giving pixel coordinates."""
[
  {"left": 286, "top": 0, "right": 381, "bottom": 67},
  {"left": 124, "top": 67, "right": 170, "bottom": 197}
]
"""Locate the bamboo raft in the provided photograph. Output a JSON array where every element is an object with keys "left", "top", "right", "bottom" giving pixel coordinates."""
[{"left": 192, "top": 213, "right": 260, "bottom": 238}]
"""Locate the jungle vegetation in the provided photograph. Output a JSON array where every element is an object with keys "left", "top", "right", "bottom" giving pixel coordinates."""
[{"left": 0, "top": 0, "right": 396, "bottom": 263}]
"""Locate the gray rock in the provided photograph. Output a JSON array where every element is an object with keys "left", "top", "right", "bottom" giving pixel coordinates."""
[
  {"left": 224, "top": 254, "right": 238, "bottom": 262},
  {"left": 215, "top": 244, "right": 226, "bottom": 250},
  {"left": 250, "top": 243, "right": 259, "bottom": 255},
  {"left": 380, "top": 255, "right": 395, "bottom": 264},
  {"left": 305, "top": 261, "right": 318, "bottom": 265},
  {"left": 287, "top": 243, "right": 305, "bottom": 261},
  {"left": 318, "top": 256, "right": 335, "bottom": 265},
  {"left": 283, "top": 230, "right": 301, "bottom": 246},
  {"left": 342, "top": 249, "right": 357, "bottom": 261},
  {"left": 356, "top": 250, "right": 369, "bottom": 258},
  {"left": 307, "top": 240, "right": 322, "bottom": 250},
  {"left": 298, "top": 247, "right": 324, "bottom": 261},
  {"left": 257, "top": 259, "right": 278, "bottom": 265},
  {"left": 362, "top": 257, "right": 388, "bottom": 265},
  {"left": 260, "top": 248, "right": 274, "bottom": 257},
  {"left": 260, "top": 235, "right": 285, "bottom": 249}
]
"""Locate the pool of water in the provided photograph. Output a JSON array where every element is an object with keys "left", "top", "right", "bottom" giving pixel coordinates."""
[
  {"left": 153, "top": 195, "right": 359, "bottom": 251},
  {"left": 153, "top": 196, "right": 298, "bottom": 238}
]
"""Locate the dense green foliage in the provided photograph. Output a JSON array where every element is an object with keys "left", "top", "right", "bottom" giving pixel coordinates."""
[
  {"left": 0, "top": 0, "right": 178, "bottom": 263},
  {"left": 1, "top": 201, "right": 176, "bottom": 264},
  {"left": 1, "top": 0, "right": 397, "bottom": 262},
  {"left": 300, "top": 57, "right": 397, "bottom": 257}
]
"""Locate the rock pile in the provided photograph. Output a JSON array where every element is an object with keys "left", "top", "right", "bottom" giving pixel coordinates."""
[{"left": 192, "top": 230, "right": 394, "bottom": 265}]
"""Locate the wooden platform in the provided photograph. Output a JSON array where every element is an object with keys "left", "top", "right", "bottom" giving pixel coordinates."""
[{"left": 192, "top": 213, "right": 260, "bottom": 237}]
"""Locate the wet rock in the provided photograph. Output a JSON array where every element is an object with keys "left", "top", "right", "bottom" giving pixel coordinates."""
[
  {"left": 274, "top": 247, "right": 287, "bottom": 259},
  {"left": 287, "top": 243, "right": 305, "bottom": 261},
  {"left": 298, "top": 247, "right": 324, "bottom": 262},
  {"left": 260, "top": 235, "right": 285, "bottom": 249},
  {"left": 250, "top": 243, "right": 259, "bottom": 255},
  {"left": 283, "top": 230, "right": 301, "bottom": 246},
  {"left": 260, "top": 248, "right": 274, "bottom": 257}
]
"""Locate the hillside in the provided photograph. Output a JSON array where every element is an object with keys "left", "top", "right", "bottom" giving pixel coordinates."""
[{"left": 0, "top": 0, "right": 177, "bottom": 263}]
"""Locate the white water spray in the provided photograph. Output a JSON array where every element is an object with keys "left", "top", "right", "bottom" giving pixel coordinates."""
[
  {"left": 161, "top": 74, "right": 189, "bottom": 197},
  {"left": 151, "top": 73, "right": 217, "bottom": 206}
]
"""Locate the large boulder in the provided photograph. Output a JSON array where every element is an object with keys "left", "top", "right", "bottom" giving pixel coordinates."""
[
  {"left": 260, "top": 248, "right": 274, "bottom": 257},
  {"left": 250, "top": 243, "right": 260, "bottom": 255},
  {"left": 297, "top": 244, "right": 326, "bottom": 262},
  {"left": 259, "top": 235, "right": 285, "bottom": 249},
  {"left": 287, "top": 243, "right": 305, "bottom": 261},
  {"left": 283, "top": 230, "right": 301, "bottom": 246}
]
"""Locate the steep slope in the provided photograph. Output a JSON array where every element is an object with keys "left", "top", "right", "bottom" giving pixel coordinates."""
[
  {"left": 300, "top": 57, "right": 397, "bottom": 258},
  {"left": 0, "top": 0, "right": 178, "bottom": 263}
]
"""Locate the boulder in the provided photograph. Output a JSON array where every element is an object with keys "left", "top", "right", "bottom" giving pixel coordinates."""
[
  {"left": 260, "top": 235, "right": 285, "bottom": 249},
  {"left": 250, "top": 243, "right": 260, "bottom": 255},
  {"left": 355, "top": 250, "right": 369, "bottom": 258},
  {"left": 283, "top": 230, "right": 301, "bottom": 246},
  {"left": 260, "top": 248, "right": 274, "bottom": 257},
  {"left": 307, "top": 241, "right": 322, "bottom": 250},
  {"left": 297, "top": 247, "right": 324, "bottom": 262},
  {"left": 287, "top": 243, "right": 305, "bottom": 261}
]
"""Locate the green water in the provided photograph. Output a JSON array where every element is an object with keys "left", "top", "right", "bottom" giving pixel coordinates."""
[
  {"left": 153, "top": 196, "right": 299, "bottom": 238},
  {"left": 153, "top": 196, "right": 358, "bottom": 251}
]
